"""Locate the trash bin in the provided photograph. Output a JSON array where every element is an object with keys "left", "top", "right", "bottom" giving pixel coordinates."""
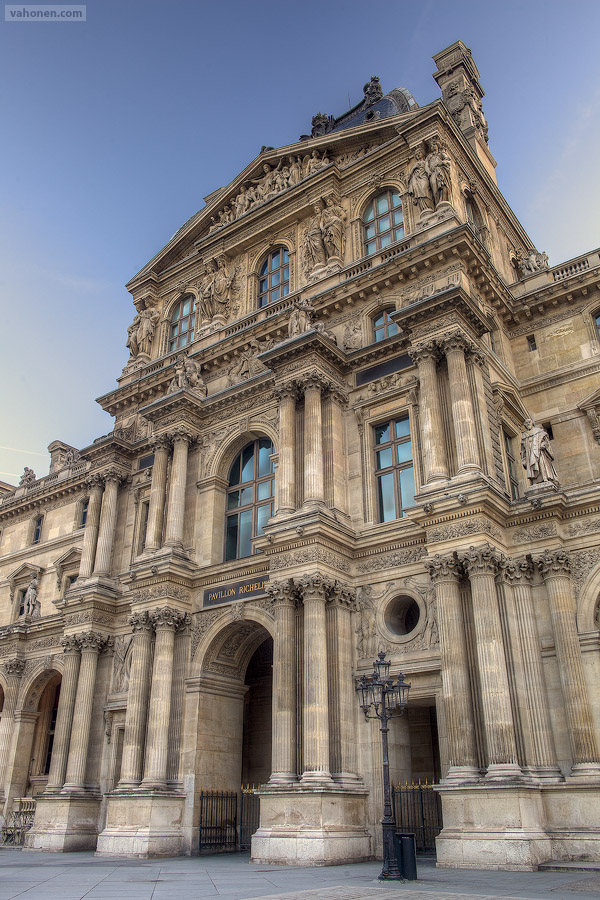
[{"left": 394, "top": 831, "right": 418, "bottom": 880}]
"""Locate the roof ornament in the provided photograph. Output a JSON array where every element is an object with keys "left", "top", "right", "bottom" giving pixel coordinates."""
[{"left": 363, "top": 76, "right": 383, "bottom": 106}]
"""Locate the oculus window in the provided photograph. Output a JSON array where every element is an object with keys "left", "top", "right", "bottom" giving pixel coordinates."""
[{"left": 225, "top": 439, "right": 274, "bottom": 560}]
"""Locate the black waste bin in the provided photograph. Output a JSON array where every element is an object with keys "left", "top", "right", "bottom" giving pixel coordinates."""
[{"left": 394, "top": 831, "right": 418, "bottom": 880}]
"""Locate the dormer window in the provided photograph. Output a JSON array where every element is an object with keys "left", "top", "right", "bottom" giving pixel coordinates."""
[
  {"left": 168, "top": 294, "right": 195, "bottom": 353},
  {"left": 372, "top": 309, "right": 398, "bottom": 343},
  {"left": 258, "top": 248, "right": 289, "bottom": 307},
  {"left": 363, "top": 190, "right": 404, "bottom": 256}
]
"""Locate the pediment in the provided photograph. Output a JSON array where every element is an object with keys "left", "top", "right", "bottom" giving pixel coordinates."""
[
  {"left": 7, "top": 563, "right": 43, "bottom": 602},
  {"left": 53, "top": 547, "right": 82, "bottom": 589},
  {"left": 578, "top": 387, "right": 600, "bottom": 410},
  {"left": 492, "top": 381, "right": 529, "bottom": 426}
]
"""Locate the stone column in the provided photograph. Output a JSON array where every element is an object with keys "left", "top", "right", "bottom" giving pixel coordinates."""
[
  {"left": 141, "top": 607, "right": 185, "bottom": 789},
  {"left": 118, "top": 612, "right": 154, "bottom": 788},
  {"left": 275, "top": 384, "right": 298, "bottom": 515},
  {"left": 537, "top": 549, "right": 600, "bottom": 776},
  {"left": 299, "top": 573, "right": 333, "bottom": 784},
  {"left": 45, "top": 636, "right": 81, "bottom": 792},
  {"left": 425, "top": 555, "right": 480, "bottom": 781},
  {"left": 409, "top": 342, "right": 449, "bottom": 483},
  {"left": 93, "top": 471, "right": 122, "bottom": 576},
  {"left": 164, "top": 430, "right": 194, "bottom": 549},
  {"left": 329, "top": 584, "right": 361, "bottom": 785},
  {"left": 302, "top": 376, "right": 325, "bottom": 508},
  {"left": 470, "top": 350, "right": 496, "bottom": 478},
  {"left": 0, "top": 659, "right": 25, "bottom": 795},
  {"left": 498, "top": 556, "right": 561, "bottom": 779},
  {"left": 62, "top": 632, "right": 108, "bottom": 791},
  {"left": 461, "top": 545, "right": 522, "bottom": 779},
  {"left": 145, "top": 435, "right": 171, "bottom": 552},
  {"left": 441, "top": 332, "right": 480, "bottom": 474},
  {"left": 267, "top": 580, "right": 298, "bottom": 785},
  {"left": 79, "top": 475, "right": 104, "bottom": 578},
  {"left": 327, "top": 387, "right": 348, "bottom": 513}
]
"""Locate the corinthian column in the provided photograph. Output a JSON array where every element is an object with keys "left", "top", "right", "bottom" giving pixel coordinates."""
[
  {"left": 45, "top": 636, "right": 81, "bottom": 792},
  {"left": 141, "top": 607, "right": 185, "bottom": 789},
  {"left": 537, "top": 550, "right": 600, "bottom": 776},
  {"left": 93, "top": 471, "right": 122, "bottom": 576},
  {"left": 267, "top": 580, "right": 298, "bottom": 785},
  {"left": 79, "top": 475, "right": 104, "bottom": 578},
  {"left": 462, "top": 545, "right": 522, "bottom": 779},
  {"left": 62, "top": 632, "right": 108, "bottom": 791},
  {"left": 409, "top": 342, "right": 449, "bottom": 484},
  {"left": 164, "top": 430, "right": 194, "bottom": 548},
  {"left": 118, "top": 612, "right": 154, "bottom": 788},
  {"left": 328, "top": 583, "right": 361, "bottom": 786},
  {"left": 299, "top": 573, "right": 333, "bottom": 784},
  {"left": 441, "top": 332, "right": 479, "bottom": 474},
  {"left": 424, "top": 555, "right": 479, "bottom": 781},
  {"left": 145, "top": 435, "right": 171, "bottom": 552},
  {"left": 302, "top": 376, "right": 325, "bottom": 508},
  {"left": 0, "top": 659, "right": 25, "bottom": 795},
  {"left": 498, "top": 556, "right": 561, "bottom": 780},
  {"left": 470, "top": 350, "right": 496, "bottom": 478},
  {"left": 275, "top": 384, "right": 298, "bottom": 515}
]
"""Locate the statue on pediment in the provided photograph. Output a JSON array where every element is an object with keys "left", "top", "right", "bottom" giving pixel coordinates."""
[
  {"left": 407, "top": 146, "right": 435, "bottom": 216},
  {"left": 19, "top": 467, "right": 36, "bottom": 486},
  {"left": 363, "top": 76, "right": 383, "bottom": 106},
  {"left": 127, "top": 298, "right": 160, "bottom": 358}
]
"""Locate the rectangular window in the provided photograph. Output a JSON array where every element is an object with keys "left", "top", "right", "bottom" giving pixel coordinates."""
[
  {"left": 374, "top": 417, "right": 416, "bottom": 521},
  {"left": 503, "top": 429, "right": 520, "bottom": 501},
  {"left": 138, "top": 454, "right": 155, "bottom": 470},
  {"left": 137, "top": 500, "right": 149, "bottom": 554},
  {"left": 32, "top": 516, "right": 43, "bottom": 544},
  {"left": 526, "top": 334, "right": 537, "bottom": 352}
]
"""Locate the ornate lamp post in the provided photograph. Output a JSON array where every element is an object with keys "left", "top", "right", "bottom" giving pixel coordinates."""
[{"left": 356, "top": 651, "right": 411, "bottom": 880}]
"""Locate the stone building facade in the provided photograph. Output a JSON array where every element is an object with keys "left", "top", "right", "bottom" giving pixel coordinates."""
[{"left": 1, "top": 41, "right": 599, "bottom": 869}]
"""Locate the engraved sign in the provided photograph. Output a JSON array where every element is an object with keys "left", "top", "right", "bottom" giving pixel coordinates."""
[{"left": 203, "top": 575, "right": 268, "bottom": 608}]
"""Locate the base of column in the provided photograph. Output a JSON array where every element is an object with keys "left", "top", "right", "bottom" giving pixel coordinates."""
[
  {"left": 569, "top": 762, "right": 600, "bottom": 779},
  {"left": 441, "top": 765, "right": 481, "bottom": 784},
  {"left": 523, "top": 766, "right": 564, "bottom": 783},
  {"left": 268, "top": 772, "right": 299, "bottom": 786},
  {"left": 23, "top": 793, "right": 101, "bottom": 852},
  {"left": 251, "top": 786, "right": 371, "bottom": 866},
  {"left": 485, "top": 762, "right": 525, "bottom": 782},
  {"left": 299, "top": 770, "right": 335, "bottom": 787},
  {"left": 332, "top": 772, "right": 365, "bottom": 790},
  {"left": 96, "top": 790, "right": 185, "bottom": 858}
]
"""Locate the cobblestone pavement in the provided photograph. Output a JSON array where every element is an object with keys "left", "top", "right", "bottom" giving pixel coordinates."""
[{"left": 0, "top": 851, "right": 598, "bottom": 900}]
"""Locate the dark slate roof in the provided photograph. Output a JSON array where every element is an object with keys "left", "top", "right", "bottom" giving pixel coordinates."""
[{"left": 300, "top": 78, "right": 418, "bottom": 141}]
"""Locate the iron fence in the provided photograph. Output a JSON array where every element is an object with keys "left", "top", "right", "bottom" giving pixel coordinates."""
[
  {"left": 392, "top": 782, "right": 442, "bottom": 853},
  {"left": 0, "top": 798, "right": 36, "bottom": 847},
  {"left": 198, "top": 786, "right": 260, "bottom": 853}
]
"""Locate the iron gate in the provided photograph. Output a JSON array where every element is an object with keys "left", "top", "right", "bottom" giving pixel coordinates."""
[
  {"left": 392, "top": 782, "right": 442, "bottom": 853},
  {"left": 198, "top": 787, "right": 260, "bottom": 852}
]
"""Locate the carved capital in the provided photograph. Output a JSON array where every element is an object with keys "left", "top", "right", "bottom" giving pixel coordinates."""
[
  {"left": 329, "top": 581, "right": 357, "bottom": 609},
  {"left": 273, "top": 382, "right": 301, "bottom": 403},
  {"left": 408, "top": 340, "right": 439, "bottom": 365},
  {"left": 127, "top": 611, "right": 152, "bottom": 634},
  {"left": 537, "top": 549, "right": 571, "bottom": 580},
  {"left": 149, "top": 605, "right": 187, "bottom": 631},
  {"left": 265, "top": 579, "right": 297, "bottom": 607},
  {"left": 60, "top": 634, "right": 81, "bottom": 654},
  {"left": 149, "top": 433, "right": 172, "bottom": 453},
  {"left": 76, "top": 631, "right": 110, "bottom": 653},
  {"left": 3, "top": 658, "right": 25, "bottom": 678},
  {"left": 298, "top": 571, "right": 334, "bottom": 602},
  {"left": 86, "top": 473, "right": 105, "bottom": 492},
  {"left": 101, "top": 466, "right": 126, "bottom": 486},
  {"left": 439, "top": 331, "right": 472, "bottom": 355},
  {"left": 497, "top": 554, "right": 534, "bottom": 585},
  {"left": 424, "top": 553, "right": 462, "bottom": 583},
  {"left": 168, "top": 426, "right": 197, "bottom": 446},
  {"left": 469, "top": 347, "right": 488, "bottom": 369},
  {"left": 461, "top": 543, "right": 501, "bottom": 578},
  {"left": 297, "top": 372, "right": 330, "bottom": 395}
]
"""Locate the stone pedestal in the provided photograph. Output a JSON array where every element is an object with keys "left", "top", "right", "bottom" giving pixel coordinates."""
[
  {"left": 23, "top": 793, "right": 101, "bottom": 852},
  {"left": 251, "top": 787, "right": 371, "bottom": 866},
  {"left": 96, "top": 790, "right": 186, "bottom": 858}
]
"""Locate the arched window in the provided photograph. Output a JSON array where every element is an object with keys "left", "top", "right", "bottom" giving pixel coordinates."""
[
  {"left": 465, "top": 196, "right": 485, "bottom": 245},
  {"left": 258, "top": 247, "right": 289, "bottom": 307},
  {"left": 363, "top": 189, "right": 404, "bottom": 256},
  {"left": 168, "top": 293, "right": 195, "bottom": 353},
  {"left": 225, "top": 438, "right": 274, "bottom": 560},
  {"left": 595, "top": 311, "right": 600, "bottom": 342},
  {"left": 372, "top": 308, "right": 398, "bottom": 343}
]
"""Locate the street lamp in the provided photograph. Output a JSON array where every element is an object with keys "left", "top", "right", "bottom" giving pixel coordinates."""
[{"left": 356, "top": 651, "right": 411, "bottom": 880}]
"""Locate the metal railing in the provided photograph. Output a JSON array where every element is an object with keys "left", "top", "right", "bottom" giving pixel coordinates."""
[
  {"left": 392, "top": 781, "right": 442, "bottom": 854},
  {"left": 0, "top": 798, "right": 36, "bottom": 847},
  {"left": 198, "top": 786, "right": 260, "bottom": 853}
]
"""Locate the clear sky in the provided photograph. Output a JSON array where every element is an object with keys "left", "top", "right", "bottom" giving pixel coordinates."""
[{"left": 1, "top": 0, "right": 599, "bottom": 484}]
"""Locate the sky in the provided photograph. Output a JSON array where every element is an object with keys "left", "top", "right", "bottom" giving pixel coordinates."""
[{"left": 1, "top": 0, "right": 599, "bottom": 484}]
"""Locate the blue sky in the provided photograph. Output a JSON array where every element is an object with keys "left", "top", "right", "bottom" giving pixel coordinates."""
[{"left": 1, "top": 0, "right": 599, "bottom": 483}]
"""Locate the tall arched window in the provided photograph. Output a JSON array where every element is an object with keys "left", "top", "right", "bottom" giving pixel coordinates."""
[
  {"left": 258, "top": 247, "right": 289, "bottom": 307},
  {"left": 225, "top": 438, "right": 274, "bottom": 560},
  {"left": 363, "top": 189, "right": 404, "bottom": 256},
  {"left": 168, "top": 293, "right": 195, "bottom": 353},
  {"left": 372, "top": 308, "right": 398, "bottom": 343}
]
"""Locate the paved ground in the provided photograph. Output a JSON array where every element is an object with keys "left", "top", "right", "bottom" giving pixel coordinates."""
[{"left": 0, "top": 851, "right": 598, "bottom": 900}]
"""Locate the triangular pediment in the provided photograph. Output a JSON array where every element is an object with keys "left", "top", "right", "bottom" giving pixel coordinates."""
[
  {"left": 53, "top": 547, "right": 82, "bottom": 590},
  {"left": 579, "top": 387, "right": 600, "bottom": 410},
  {"left": 7, "top": 563, "right": 43, "bottom": 602},
  {"left": 492, "top": 381, "right": 529, "bottom": 426}
]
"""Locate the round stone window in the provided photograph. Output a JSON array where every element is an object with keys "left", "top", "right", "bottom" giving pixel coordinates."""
[{"left": 384, "top": 596, "right": 421, "bottom": 637}]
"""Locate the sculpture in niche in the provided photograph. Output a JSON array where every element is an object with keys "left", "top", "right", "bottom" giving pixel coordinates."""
[
  {"left": 303, "top": 197, "right": 346, "bottom": 277},
  {"left": 305, "top": 200, "right": 328, "bottom": 272},
  {"left": 356, "top": 595, "right": 378, "bottom": 658},
  {"left": 321, "top": 196, "right": 346, "bottom": 261},
  {"left": 422, "top": 599, "right": 439, "bottom": 647},
  {"left": 407, "top": 146, "right": 435, "bottom": 216},
  {"left": 19, "top": 467, "right": 36, "bottom": 486},
  {"left": 126, "top": 297, "right": 160, "bottom": 359},
  {"left": 226, "top": 338, "right": 273, "bottom": 386},
  {"left": 520, "top": 418, "right": 559, "bottom": 488},
  {"left": 167, "top": 354, "right": 207, "bottom": 398},
  {"left": 426, "top": 140, "right": 452, "bottom": 206},
  {"left": 363, "top": 75, "right": 383, "bottom": 105},
  {"left": 23, "top": 574, "right": 41, "bottom": 618},
  {"left": 514, "top": 248, "right": 549, "bottom": 279},
  {"left": 198, "top": 256, "right": 237, "bottom": 324},
  {"left": 342, "top": 318, "right": 363, "bottom": 352}
]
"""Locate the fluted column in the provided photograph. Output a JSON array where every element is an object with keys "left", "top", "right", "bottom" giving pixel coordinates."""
[
  {"left": 141, "top": 607, "right": 185, "bottom": 789},
  {"left": 93, "top": 471, "right": 122, "bottom": 576},
  {"left": 537, "top": 550, "right": 600, "bottom": 776},
  {"left": 425, "top": 555, "right": 480, "bottom": 781},
  {"left": 302, "top": 376, "right": 325, "bottom": 508},
  {"left": 267, "top": 580, "right": 298, "bottom": 784},
  {"left": 299, "top": 573, "right": 333, "bottom": 784},
  {"left": 462, "top": 545, "right": 522, "bottom": 779},
  {"left": 329, "top": 584, "right": 361, "bottom": 785},
  {"left": 0, "top": 659, "right": 25, "bottom": 795},
  {"left": 275, "top": 384, "right": 298, "bottom": 515},
  {"left": 470, "top": 350, "right": 496, "bottom": 478},
  {"left": 118, "top": 612, "right": 154, "bottom": 788},
  {"left": 327, "top": 387, "right": 347, "bottom": 513},
  {"left": 441, "top": 332, "right": 480, "bottom": 474},
  {"left": 164, "top": 430, "right": 194, "bottom": 548},
  {"left": 498, "top": 556, "right": 561, "bottom": 779},
  {"left": 45, "top": 637, "right": 81, "bottom": 792},
  {"left": 79, "top": 475, "right": 104, "bottom": 578},
  {"left": 62, "top": 632, "right": 108, "bottom": 791},
  {"left": 145, "top": 435, "right": 171, "bottom": 552},
  {"left": 410, "top": 342, "right": 449, "bottom": 483}
]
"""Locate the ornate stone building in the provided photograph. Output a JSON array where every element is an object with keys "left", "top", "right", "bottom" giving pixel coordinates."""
[{"left": 1, "top": 41, "right": 599, "bottom": 869}]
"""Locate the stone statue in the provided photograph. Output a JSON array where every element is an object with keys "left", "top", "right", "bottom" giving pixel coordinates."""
[
  {"left": 363, "top": 75, "right": 383, "bottom": 105},
  {"left": 288, "top": 297, "right": 314, "bottom": 338},
  {"left": 515, "top": 249, "right": 549, "bottom": 278},
  {"left": 126, "top": 298, "right": 160, "bottom": 358},
  {"left": 342, "top": 319, "right": 362, "bottom": 352},
  {"left": 167, "top": 353, "right": 207, "bottom": 397},
  {"left": 24, "top": 574, "right": 40, "bottom": 617},
  {"left": 19, "top": 467, "right": 36, "bottom": 486},
  {"left": 520, "top": 418, "right": 559, "bottom": 488},
  {"left": 426, "top": 140, "right": 452, "bottom": 206},
  {"left": 321, "top": 197, "right": 346, "bottom": 261},
  {"left": 304, "top": 201, "right": 328, "bottom": 272},
  {"left": 423, "top": 600, "right": 439, "bottom": 647},
  {"left": 198, "top": 256, "right": 235, "bottom": 323},
  {"left": 407, "top": 147, "right": 434, "bottom": 215},
  {"left": 226, "top": 338, "right": 271, "bottom": 386}
]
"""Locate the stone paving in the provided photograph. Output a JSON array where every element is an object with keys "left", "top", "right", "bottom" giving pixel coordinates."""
[{"left": 0, "top": 851, "right": 599, "bottom": 900}]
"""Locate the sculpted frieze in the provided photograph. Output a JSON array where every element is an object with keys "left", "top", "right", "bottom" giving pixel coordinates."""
[
  {"left": 356, "top": 545, "right": 426, "bottom": 574},
  {"left": 426, "top": 517, "right": 501, "bottom": 544},
  {"left": 568, "top": 517, "right": 600, "bottom": 537},
  {"left": 129, "top": 585, "right": 190, "bottom": 604},
  {"left": 512, "top": 522, "right": 557, "bottom": 545},
  {"left": 269, "top": 546, "right": 351, "bottom": 573},
  {"left": 570, "top": 549, "right": 600, "bottom": 599}
]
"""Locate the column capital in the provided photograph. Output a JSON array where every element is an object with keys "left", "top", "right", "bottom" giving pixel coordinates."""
[
  {"left": 127, "top": 610, "right": 153, "bottom": 633},
  {"left": 149, "top": 433, "right": 172, "bottom": 452},
  {"left": 60, "top": 634, "right": 82, "bottom": 655},
  {"left": 3, "top": 657, "right": 25, "bottom": 678},
  {"left": 469, "top": 347, "right": 488, "bottom": 369},
  {"left": 167, "top": 426, "right": 197, "bottom": 446},
  {"left": 297, "top": 372, "right": 330, "bottom": 394},
  {"left": 100, "top": 466, "right": 127, "bottom": 486},
  {"left": 439, "top": 330, "right": 474, "bottom": 355},
  {"left": 537, "top": 548, "right": 571, "bottom": 579},
  {"left": 408, "top": 340, "right": 440, "bottom": 365},
  {"left": 297, "top": 571, "right": 335, "bottom": 602},
  {"left": 497, "top": 554, "right": 534, "bottom": 585},
  {"left": 85, "top": 472, "right": 105, "bottom": 491},
  {"left": 149, "top": 605, "right": 188, "bottom": 631},
  {"left": 266, "top": 578, "right": 298, "bottom": 607},
  {"left": 424, "top": 553, "right": 462, "bottom": 583},
  {"left": 461, "top": 543, "right": 502, "bottom": 578},
  {"left": 328, "top": 581, "right": 357, "bottom": 609},
  {"left": 75, "top": 631, "right": 111, "bottom": 653},
  {"left": 273, "top": 381, "right": 301, "bottom": 402}
]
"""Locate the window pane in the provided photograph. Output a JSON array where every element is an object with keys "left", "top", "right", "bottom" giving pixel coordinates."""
[
  {"left": 400, "top": 466, "right": 416, "bottom": 511},
  {"left": 241, "top": 445, "right": 254, "bottom": 483},
  {"left": 377, "top": 195, "right": 389, "bottom": 214},
  {"left": 393, "top": 210, "right": 404, "bottom": 225},
  {"left": 378, "top": 473, "right": 396, "bottom": 522},
  {"left": 283, "top": 249, "right": 289, "bottom": 263},
  {"left": 256, "top": 503, "right": 271, "bottom": 535},
  {"left": 170, "top": 323, "right": 178, "bottom": 337},
  {"left": 225, "top": 516, "right": 238, "bottom": 561},
  {"left": 178, "top": 335, "right": 187, "bottom": 348},
  {"left": 229, "top": 456, "right": 240, "bottom": 486},
  {"left": 377, "top": 447, "right": 393, "bottom": 469},
  {"left": 227, "top": 490, "right": 239, "bottom": 509},
  {"left": 271, "top": 271, "right": 280, "bottom": 287},
  {"left": 239, "top": 509, "right": 253, "bottom": 558},
  {"left": 388, "top": 321, "right": 398, "bottom": 337},
  {"left": 373, "top": 313, "right": 384, "bottom": 329},
  {"left": 366, "top": 241, "right": 376, "bottom": 256},
  {"left": 282, "top": 283, "right": 289, "bottom": 296},
  {"left": 374, "top": 327, "right": 384, "bottom": 343},
  {"left": 171, "top": 304, "right": 181, "bottom": 322},
  {"left": 258, "top": 439, "right": 273, "bottom": 476},
  {"left": 380, "top": 233, "right": 391, "bottom": 249},
  {"left": 364, "top": 203, "right": 374, "bottom": 222},
  {"left": 260, "top": 260, "right": 269, "bottom": 276},
  {"left": 282, "top": 266, "right": 289, "bottom": 282},
  {"left": 375, "top": 423, "right": 390, "bottom": 445},
  {"left": 260, "top": 278, "right": 268, "bottom": 293},
  {"left": 391, "top": 192, "right": 401, "bottom": 208},
  {"left": 395, "top": 418, "right": 410, "bottom": 438},
  {"left": 240, "top": 486, "right": 253, "bottom": 506},
  {"left": 365, "top": 224, "right": 375, "bottom": 240},
  {"left": 271, "top": 286, "right": 281, "bottom": 300},
  {"left": 180, "top": 318, "right": 189, "bottom": 333},
  {"left": 379, "top": 215, "right": 390, "bottom": 233},
  {"left": 258, "top": 478, "right": 273, "bottom": 500},
  {"left": 394, "top": 225, "right": 405, "bottom": 241},
  {"left": 271, "top": 250, "right": 280, "bottom": 269},
  {"left": 397, "top": 441, "right": 413, "bottom": 464},
  {"left": 182, "top": 298, "right": 190, "bottom": 316}
]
